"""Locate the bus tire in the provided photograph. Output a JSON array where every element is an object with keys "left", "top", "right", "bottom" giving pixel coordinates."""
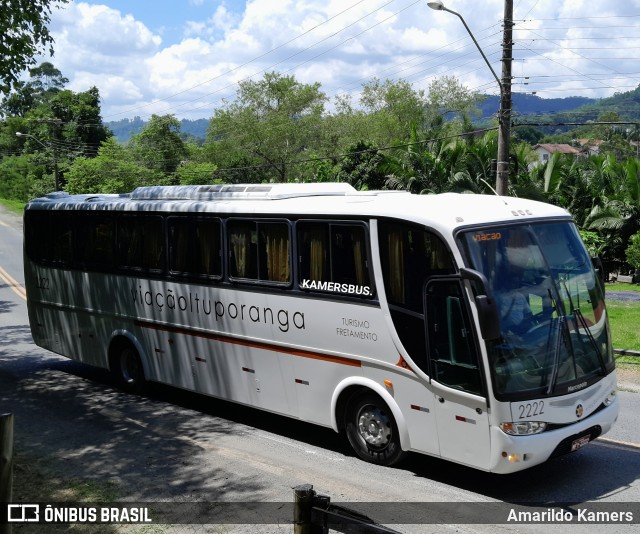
[
  {"left": 112, "top": 342, "right": 146, "bottom": 395},
  {"left": 344, "top": 391, "right": 406, "bottom": 466}
]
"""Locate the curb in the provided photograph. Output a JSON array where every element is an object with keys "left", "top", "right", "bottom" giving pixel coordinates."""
[{"left": 614, "top": 349, "right": 640, "bottom": 357}]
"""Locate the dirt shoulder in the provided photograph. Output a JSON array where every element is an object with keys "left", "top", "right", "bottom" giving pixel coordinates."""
[
  {"left": 616, "top": 363, "right": 640, "bottom": 393},
  {"left": 0, "top": 202, "right": 23, "bottom": 230}
]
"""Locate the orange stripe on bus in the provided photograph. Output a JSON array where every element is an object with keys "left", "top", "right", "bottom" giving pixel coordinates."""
[{"left": 134, "top": 320, "right": 362, "bottom": 368}]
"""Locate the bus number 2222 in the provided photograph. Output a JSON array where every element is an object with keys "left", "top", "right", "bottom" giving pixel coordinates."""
[{"left": 518, "top": 401, "right": 544, "bottom": 419}]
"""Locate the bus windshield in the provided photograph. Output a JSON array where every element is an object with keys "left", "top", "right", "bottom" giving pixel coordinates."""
[{"left": 460, "top": 222, "right": 615, "bottom": 400}]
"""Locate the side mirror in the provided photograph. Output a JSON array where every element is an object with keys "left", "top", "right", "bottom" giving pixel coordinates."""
[
  {"left": 474, "top": 295, "right": 502, "bottom": 341},
  {"left": 460, "top": 267, "right": 501, "bottom": 340}
]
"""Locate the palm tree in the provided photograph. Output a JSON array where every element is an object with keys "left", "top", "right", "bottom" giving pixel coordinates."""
[
  {"left": 585, "top": 157, "right": 640, "bottom": 268},
  {"left": 382, "top": 127, "right": 453, "bottom": 194}
]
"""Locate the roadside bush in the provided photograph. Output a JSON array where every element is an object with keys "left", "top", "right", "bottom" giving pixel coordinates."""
[
  {"left": 0, "top": 155, "right": 37, "bottom": 201},
  {"left": 626, "top": 232, "right": 640, "bottom": 271}
]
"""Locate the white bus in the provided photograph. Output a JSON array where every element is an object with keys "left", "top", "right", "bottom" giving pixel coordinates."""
[{"left": 23, "top": 183, "right": 618, "bottom": 474}]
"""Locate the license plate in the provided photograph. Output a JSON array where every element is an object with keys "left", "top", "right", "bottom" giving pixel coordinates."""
[{"left": 571, "top": 435, "right": 591, "bottom": 452}]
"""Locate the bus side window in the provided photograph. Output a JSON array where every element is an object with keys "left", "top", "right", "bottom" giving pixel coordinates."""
[
  {"left": 331, "top": 225, "right": 370, "bottom": 288},
  {"left": 77, "top": 216, "right": 114, "bottom": 269},
  {"left": 297, "top": 223, "right": 329, "bottom": 283},
  {"left": 378, "top": 221, "right": 455, "bottom": 374},
  {"left": 229, "top": 220, "right": 255, "bottom": 279},
  {"left": 426, "top": 280, "right": 482, "bottom": 395},
  {"left": 228, "top": 220, "right": 290, "bottom": 284},
  {"left": 196, "top": 218, "right": 222, "bottom": 278},
  {"left": 118, "top": 216, "right": 164, "bottom": 272},
  {"left": 168, "top": 217, "right": 222, "bottom": 279},
  {"left": 168, "top": 217, "right": 190, "bottom": 273},
  {"left": 259, "top": 223, "right": 290, "bottom": 283},
  {"left": 25, "top": 211, "right": 65, "bottom": 265},
  {"left": 26, "top": 211, "right": 72, "bottom": 267},
  {"left": 297, "top": 221, "right": 372, "bottom": 297}
]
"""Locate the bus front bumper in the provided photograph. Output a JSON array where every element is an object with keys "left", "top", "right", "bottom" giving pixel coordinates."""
[{"left": 488, "top": 397, "right": 619, "bottom": 474}]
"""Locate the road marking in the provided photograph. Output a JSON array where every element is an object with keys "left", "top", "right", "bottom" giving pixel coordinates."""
[
  {"left": 0, "top": 220, "right": 9, "bottom": 228},
  {"left": 596, "top": 436, "right": 640, "bottom": 450},
  {"left": 255, "top": 431, "right": 345, "bottom": 462},
  {"left": 0, "top": 265, "right": 26, "bottom": 301}
]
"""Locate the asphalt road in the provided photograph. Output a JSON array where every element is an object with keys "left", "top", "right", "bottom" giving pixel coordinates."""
[
  {"left": 607, "top": 291, "right": 640, "bottom": 302},
  {"left": 1, "top": 205, "right": 639, "bottom": 533}
]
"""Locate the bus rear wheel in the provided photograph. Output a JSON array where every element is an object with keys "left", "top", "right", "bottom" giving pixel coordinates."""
[
  {"left": 112, "top": 343, "right": 146, "bottom": 394},
  {"left": 344, "top": 391, "right": 405, "bottom": 466}
]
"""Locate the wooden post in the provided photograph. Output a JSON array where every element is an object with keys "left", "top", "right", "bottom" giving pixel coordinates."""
[
  {"left": 1, "top": 413, "right": 14, "bottom": 534},
  {"left": 293, "top": 484, "right": 315, "bottom": 534},
  {"left": 496, "top": 0, "right": 514, "bottom": 195}
]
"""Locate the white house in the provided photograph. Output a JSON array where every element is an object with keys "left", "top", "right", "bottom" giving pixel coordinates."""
[{"left": 532, "top": 143, "right": 580, "bottom": 165}]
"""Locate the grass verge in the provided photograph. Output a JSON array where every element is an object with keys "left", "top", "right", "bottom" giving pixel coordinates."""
[
  {"left": 9, "top": 450, "right": 172, "bottom": 533},
  {"left": 607, "top": 300, "right": 640, "bottom": 352},
  {"left": 0, "top": 198, "right": 25, "bottom": 215},
  {"left": 10, "top": 450, "right": 121, "bottom": 533}
]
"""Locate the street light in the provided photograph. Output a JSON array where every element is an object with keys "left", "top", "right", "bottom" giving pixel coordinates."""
[
  {"left": 427, "top": 0, "right": 512, "bottom": 195},
  {"left": 427, "top": 1, "right": 501, "bottom": 88},
  {"left": 16, "top": 131, "right": 60, "bottom": 191},
  {"left": 16, "top": 131, "right": 51, "bottom": 150}
]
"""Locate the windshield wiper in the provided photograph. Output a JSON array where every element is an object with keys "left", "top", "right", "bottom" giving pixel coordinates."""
[
  {"left": 546, "top": 315, "right": 565, "bottom": 395},
  {"left": 559, "top": 279, "right": 608, "bottom": 377},
  {"left": 572, "top": 307, "right": 607, "bottom": 375}
]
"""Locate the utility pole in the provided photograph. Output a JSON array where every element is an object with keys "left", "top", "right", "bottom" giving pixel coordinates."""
[
  {"left": 16, "top": 126, "right": 61, "bottom": 192},
  {"left": 44, "top": 119, "right": 62, "bottom": 192},
  {"left": 496, "top": 0, "right": 514, "bottom": 196},
  {"left": 428, "top": 0, "right": 514, "bottom": 195}
]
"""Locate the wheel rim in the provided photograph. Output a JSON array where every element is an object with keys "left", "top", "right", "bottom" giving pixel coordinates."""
[
  {"left": 120, "top": 349, "right": 140, "bottom": 384},
  {"left": 356, "top": 404, "right": 392, "bottom": 448}
]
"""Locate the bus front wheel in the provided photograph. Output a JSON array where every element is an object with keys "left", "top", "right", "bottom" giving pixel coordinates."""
[
  {"left": 112, "top": 343, "right": 146, "bottom": 394},
  {"left": 344, "top": 391, "right": 406, "bottom": 466}
]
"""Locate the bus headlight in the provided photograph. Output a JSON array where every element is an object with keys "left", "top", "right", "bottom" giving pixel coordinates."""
[
  {"left": 499, "top": 421, "right": 547, "bottom": 435},
  {"left": 603, "top": 390, "right": 616, "bottom": 407}
]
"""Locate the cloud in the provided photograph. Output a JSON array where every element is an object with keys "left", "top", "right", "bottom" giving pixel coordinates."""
[
  {"left": 53, "top": 3, "right": 161, "bottom": 57},
  {"left": 44, "top": 2, "right": 161, "bottom": 116},
  {"left": 40, "top": 0, "right": 640, "bottom": 120}
]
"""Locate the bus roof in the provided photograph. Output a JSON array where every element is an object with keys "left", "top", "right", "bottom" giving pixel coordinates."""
[{"left": 26, "top": 184, "right": 571, "bottom": 231}]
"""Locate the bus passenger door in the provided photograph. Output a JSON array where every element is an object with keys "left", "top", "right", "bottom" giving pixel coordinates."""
[{"left": 425, "top": 279, "right": 491, "bottom": 470}]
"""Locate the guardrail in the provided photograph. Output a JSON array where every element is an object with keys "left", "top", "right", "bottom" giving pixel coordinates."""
[
  {"left": 613, "top": 275, "right": 635, "bottom": 283},
  {"left": 614, "top": 349, "right": 640, "bottom": 357},
  {"left": 294, "top": 484, "right": 400, "bottom": 534}
]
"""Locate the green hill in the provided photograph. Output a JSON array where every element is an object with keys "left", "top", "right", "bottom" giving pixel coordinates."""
[
  {"left": 107, "top": 116, "right": 209, "bottom": 143},
  {"left": 107, "top": 85, "right": 640, "bottom": 143}
]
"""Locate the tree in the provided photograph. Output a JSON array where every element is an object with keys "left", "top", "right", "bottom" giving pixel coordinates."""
[
  {"left": 513, "top": 125, "right": 544, "bottom": 145},
  {"left": 0, "top": 154, "right": 44, "bottom": 201},
  {"left": 45, "top": 86, "right": 112, "bottom": 158},
  {"left": 359, "top": 78, "right": 428, "bottom": 143},
  {"left": 580, "top": 230, "right": 607, "bottom": 258},
  {"left": 0, "top": 81, "right": 37, "bottom": 117},
  {"left": 128, "top": 114, "right": 188, "bottom": 176},
  {"left": 383, "top": 131, "right": 453, "bottom": 195},
  {"left": 335, "top": 141, "right": 386, "bottom": 190},
  {"left": 585, "top": 158, "right": 640, "bottom": 267},
  {"left": 426, "top": 75, "right": 483, "bottom": 129},
  {"left": 7, "top": 65, "right": 112, "bottom": 191},
  {"left": 206, "top": 72, "right": 327, "bottom": 182},
  {"left": 0, "top": 0, "right": 69, "bottom": 94},
  {"left": 26, "top": 61, "right": 69, "bottom": 93},
  {"left": 176, "top": 161, "right": 218, "bottom": 185},
  {"left": 1, "top": 62, "right": 68, "bottom": 117},
  {"left": 626, "top": 232, "right": 640, "bottom": 269},
  {"left": 65, "top": 138, "right": 161, "bottom": 194}
]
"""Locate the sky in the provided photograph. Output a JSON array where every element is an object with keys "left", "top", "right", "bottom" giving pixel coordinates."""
[{"left": 35, "top": 0, "right": 640, "bottom": 121}]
